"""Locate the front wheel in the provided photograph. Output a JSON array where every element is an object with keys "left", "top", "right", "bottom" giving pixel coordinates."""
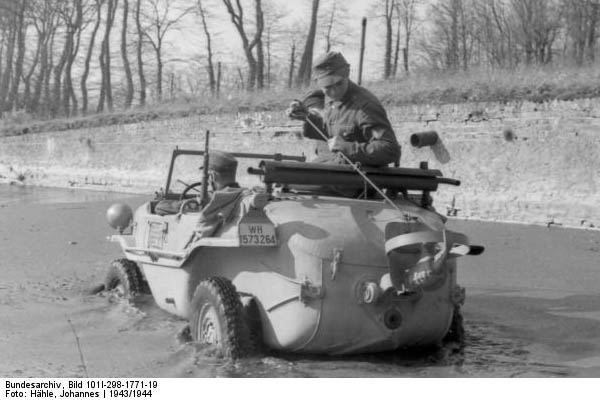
[
  {"left": 105, "top": 259, "right": 144, "bottom": 299},
  {"left": 190, "top": 277, "right": 245, "bottom": 358}
]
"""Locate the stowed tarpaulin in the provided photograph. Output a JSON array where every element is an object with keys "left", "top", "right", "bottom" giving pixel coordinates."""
[{"left": 193, "top": 187, "right": 246, "bottom": 238}]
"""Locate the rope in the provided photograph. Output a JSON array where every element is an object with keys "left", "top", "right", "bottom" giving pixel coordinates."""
[{"left": 303, "top": 116, "right": 409, "bottom": 218}]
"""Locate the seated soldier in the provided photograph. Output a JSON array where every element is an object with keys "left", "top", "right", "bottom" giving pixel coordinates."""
[
  {"left": 203, "top": 150, "right": 240, "bottom": 191},
  {"left": 155, "top": 150, "right": 242, "bottom": 216},
  {"left": 194, "top": 151, "right": 247, "bottom": 238}
]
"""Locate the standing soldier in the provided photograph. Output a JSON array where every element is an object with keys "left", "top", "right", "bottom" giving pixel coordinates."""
[{"left": 287, "top": 51, "right": 401, "bottom": 167}]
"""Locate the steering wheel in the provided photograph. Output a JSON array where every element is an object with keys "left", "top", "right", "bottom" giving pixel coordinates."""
[{"left": 180, "top": 181, "right": 205, "bottom": 200}]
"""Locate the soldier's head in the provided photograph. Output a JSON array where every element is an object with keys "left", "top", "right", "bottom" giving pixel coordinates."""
[
  {"left": 313, "top": 51, "right": 350, "bottom": 101},
  {"left": 205, "top": 150, "right": 238, "bottom": 190}
]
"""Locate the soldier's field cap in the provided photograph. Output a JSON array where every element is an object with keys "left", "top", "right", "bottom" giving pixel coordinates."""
[
  {"left": 313, "top": 51, "right": 350, "bottom": 87},
  {"left": 201, "top": 150, "right": 238, "bottom": 173}
]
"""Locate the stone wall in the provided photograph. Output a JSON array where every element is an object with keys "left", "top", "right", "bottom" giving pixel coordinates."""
[{"left": 1, "top": 99, "right": 599, "bottom": 228}]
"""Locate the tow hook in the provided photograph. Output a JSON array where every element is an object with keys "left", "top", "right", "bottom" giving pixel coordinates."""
[{"left": 299, "top": 277, "right": 324, "bottom": 304}]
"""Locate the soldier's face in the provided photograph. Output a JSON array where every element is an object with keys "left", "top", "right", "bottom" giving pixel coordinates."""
[{"left": 323, "top": 78, "right": 349, "bottom": 101}]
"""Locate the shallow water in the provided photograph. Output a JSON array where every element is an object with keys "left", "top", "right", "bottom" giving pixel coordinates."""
[
  {"left": 2, "top": 185, "right": 599, "bottom": 378},
  {"left": 0, "top": 184, "right": 139, "bottom": 206}
]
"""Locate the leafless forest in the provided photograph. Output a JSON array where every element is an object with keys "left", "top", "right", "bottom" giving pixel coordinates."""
[{"left": 0, "top": 0, "right": 599, "bottom": 120}]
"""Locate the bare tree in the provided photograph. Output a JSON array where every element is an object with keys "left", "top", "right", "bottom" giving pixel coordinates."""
[
  {"left": 222, "top": 0, "right": 265, "bottom": 91},
  {"left": 51, "top": 1, "right": 75, "bottom": 117},
  {"left": 319, "top": 0, "right": 351, "bottom": 54},
  {"left": 424, "top": 0, "right": 475, "bottom": 70},
  {"left": 141, "top": 0, "right": 193, "bottom": 101},
  {"left": 383, "top": 0, "right": 395, "bottom": 79},
  {"left": 471, "top": 0, "right": 515, "bottom": 68},
  {"left": 29, "top": 0, "right": 59, "bottom": 115},
  {"left": 7, "top": 0, "right": 28, "bottom": 111},
  {"left": 288, "top": 41, "right": 296, "bottom": 88},
  {"left": 196, "top": 0, "right": 216, "bottom": 95},
  {"left": 398, "top": 0, "right": 419, "bottom": 74},
  {"left": 0, "top": 1, "right": 18, "bottom": 112},
  {"left": 563, "top": 0, "right": 600, "bottom": 65},
  {"left": 511, "top": 0, "right": 561, "bottom": 64},
  {"left": 61, "top": 0, "right": 84, "bottom": 116},
  {"left": 81, "top": 0, "right": 101, "bottom": 114},
  {"left": 22, "top": 3, "right": 43, "bottom": 112},
  {"left": 121, "top": 0, "right": 134, "bottom": 108},
  {"left": 295, "top": 0, "right": 320, "bottom": 87},
  {"left": 135, "top": 0, "right": 146, "bottom": 106},
  {"left": 97, "top": 0, "right": 118, "bottom": 113}
]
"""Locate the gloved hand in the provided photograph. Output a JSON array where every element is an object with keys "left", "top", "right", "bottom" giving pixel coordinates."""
[
  {"left": 328, "top": 135, "right": 354, "bottom": 154},
  {"left": 286, "top": 100, "right": 308, "bottom": 120}
]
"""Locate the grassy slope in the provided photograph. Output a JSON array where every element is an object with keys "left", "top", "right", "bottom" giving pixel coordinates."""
[{"left": 2, "top": 65, "right": 599, "bottom": 137}]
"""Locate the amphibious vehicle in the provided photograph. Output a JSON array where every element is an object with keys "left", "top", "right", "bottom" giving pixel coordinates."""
[{"left": 105, "top": 144, "right": 482, "bottom": 357}]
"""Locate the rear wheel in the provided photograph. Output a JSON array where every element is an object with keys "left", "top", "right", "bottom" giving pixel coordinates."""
[
  {"left": 105, "top": 259, "right": 143, "bottom": 299},
  {"left": 190, "top": 277, "right": 245, "bottom": 358}
]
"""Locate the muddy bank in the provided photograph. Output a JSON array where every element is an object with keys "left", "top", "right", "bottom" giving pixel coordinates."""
[{"left": 1, "top": 99, "right": 599, "bottom": 228}]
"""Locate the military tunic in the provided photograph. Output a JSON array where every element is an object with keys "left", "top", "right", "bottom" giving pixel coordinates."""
[{"left": 303, "top": 81, "right": 401, "bottom": 167}]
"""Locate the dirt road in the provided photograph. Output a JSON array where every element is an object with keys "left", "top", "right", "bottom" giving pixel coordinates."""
[{"left": 1, "top": 186, "right": 599, "bottom": 377}]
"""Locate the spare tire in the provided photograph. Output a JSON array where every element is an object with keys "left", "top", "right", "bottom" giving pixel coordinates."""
[
  {"left": 190, "top": 277, "right": 246, "bottom": 358},
  {"left": 105, "top": 259, "right": 144, "bottom": 299}
]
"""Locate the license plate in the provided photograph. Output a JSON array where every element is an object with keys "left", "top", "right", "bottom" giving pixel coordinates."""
[{"left": 239, "top": 223, "right": 277, "bottom": 246}]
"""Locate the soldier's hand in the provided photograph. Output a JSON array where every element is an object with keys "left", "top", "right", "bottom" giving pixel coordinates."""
[
  {"left": 286, "top": 100, "right": 308, "bottom": 120},
  {"left": 328, "top": 136, "right": 354, "bottom": 154},
  {"left": 328, "top": 136, "right": 343, "bottom": 152}
]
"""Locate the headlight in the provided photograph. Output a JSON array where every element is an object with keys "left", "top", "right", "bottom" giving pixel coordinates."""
[{"left": 106, "top": 203, "right": 133, "bottom": 233}]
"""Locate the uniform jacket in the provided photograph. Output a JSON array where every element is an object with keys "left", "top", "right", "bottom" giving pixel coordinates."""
[{"left": 303, "top": 81, "right": 401, "bottom": 167}]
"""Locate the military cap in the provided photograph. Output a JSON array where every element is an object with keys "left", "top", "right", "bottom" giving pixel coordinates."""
[
  {"left": 203, "top": 150, "right": 238, "bottom": 173},
  {"left": 313, "top": 51, "right": 350, "bottom": 87}
]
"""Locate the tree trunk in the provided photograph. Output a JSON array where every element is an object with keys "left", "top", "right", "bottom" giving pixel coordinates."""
[
  {"left": 266, "top": 27, "right": 271, "bottom": 88},
  {"left": 32, "top": 30, "right": 49, "bottom": 114},
  {"left": 42, "top": 31, "right": 55, "bottom": 116},
  {"left": 155, "top": 43, "right": 163, "bottom": 101},
  {"left": 98, "top": 0, "right": 118, "bottom": 113},
  {"left": 257, "top": 38, "right": 265, "bottom": 89},
  {"left": 8, "top": 0, "right": 27, "bottom": 111},
  {"left": 121, "top": 0, "right": 134, "bottom": 108},
  {"left": 216, "top": 61, "right": 221, "bottom": 97},
  {"left": 325, "top": 0, "right": 336, "bottom": 53},
  {"left": 69, "top": 0, "right": 84, "bottom": 115},
  {"left": 392, "top": 3, "right": 401, "bottom": 77},
  {"left": 237, "top": 67, "right": 245, "bottom": 90},
  {"left": 255, "top": 0, "right": 264, "bottom": 89},
  {"left": 81, "top": 0, "right": 102, "bottom": 115},
  {"left": 0, "top": 16, "right": 16, "bottom": 112},
  {"left": 198, "top": 0, "right": 216, "bottom": 95},
  {"left": 52, "top": 32, "right": 69, "bottom": 117},
  {"left": 295, "top": 0, "right": 320, "bottom": 88},
  {"left": 135, "top": 0, "right": 146, "bottom": 106},
  {"left": 587, "top": 1, "right": 599, "bottom": 62},
  {"left": 221, "top": 0, "right": 264, "bottom": 91},
  {"left": 384, "top": 0, "right": 393, "bottom": 79},
  {"left": 288, "top": 42, "right": 295, "bottom": 89},
  {"left": 23, "top": 33, "right": 42, "bottom": 113},
  {"left": 63, "top": 0, "right": 84, "bottom": 117}
]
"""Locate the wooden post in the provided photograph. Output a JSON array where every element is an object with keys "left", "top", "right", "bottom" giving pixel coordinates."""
[{"left": 358, "top": 17, "right": 367, "bottom": 86}]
